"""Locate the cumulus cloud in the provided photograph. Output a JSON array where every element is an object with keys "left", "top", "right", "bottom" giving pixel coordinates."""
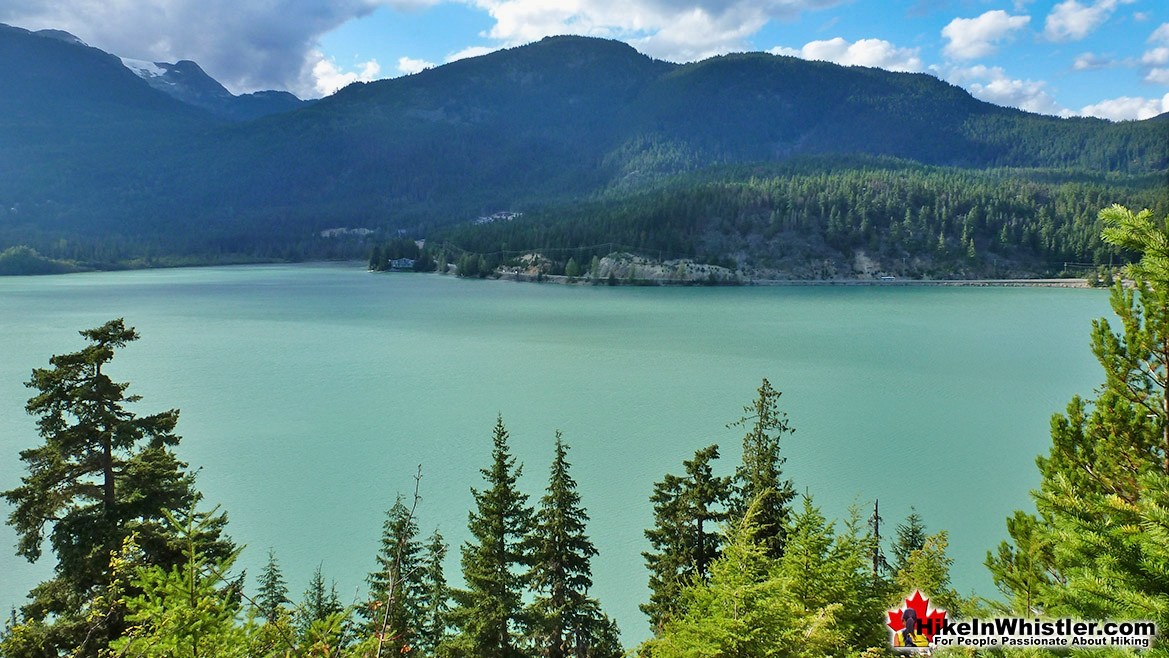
[
  {"left": 310, "top": 51, "right": 381, "bottom": 95},
  {"left": 941, "top": 10, "right": 1030, "bottom": 60},
  {"left": 1072, "top": 51, "right": 1120, "bottom": 69},
  {"left": 444, "top": 45, "right": 501, "bottom": 63},
  {"left": 1079, "top": 93, "right": 1169, "bottom": 120},
  {"left": 1, "top": 0, "right": 854, "bottom": 95},
  {"left": 0, "top": 0, "right": 430, "bottom": 96},
  {"left": 1043, "top": 0, "right": 1130, "bottom": 42},
  {"left": 396, "top": 55, "right": 434, "bottom": 74},
  {"left": 461, "top": 0, "right": 850, "bottom": 63},
  {"left": 769, "top": 37, "right": 923, "bottom": 72},
  {"left": 945, "top": 64, "right": 1065, "bottom": 115},
  {"left": 1151, "top": 23, "right": 1169, "bottom": 44},
  {"left": 1139, "top": 24, "right": 1169, "bottom": 86}
]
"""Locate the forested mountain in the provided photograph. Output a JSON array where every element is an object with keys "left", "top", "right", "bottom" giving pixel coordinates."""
[{"left": 0, "top": 26, "right": 1165, "bottom": 274}]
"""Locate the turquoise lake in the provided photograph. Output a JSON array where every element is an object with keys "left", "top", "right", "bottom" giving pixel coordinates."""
[{"left": 0, "top": 264, "right": 1114, "bottom": 643}]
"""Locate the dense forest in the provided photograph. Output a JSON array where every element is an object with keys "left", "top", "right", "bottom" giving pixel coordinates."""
[
  {"left": 4, "top": 206, "right": 1169, "bottom": 656},
  {"left": 427, "top": 159, "right": 1169, "bottom": 280}
]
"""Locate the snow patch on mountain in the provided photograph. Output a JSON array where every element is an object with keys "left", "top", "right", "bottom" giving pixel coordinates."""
[{"left": 121, "top": 57, "right": 167, "bottom": 79}]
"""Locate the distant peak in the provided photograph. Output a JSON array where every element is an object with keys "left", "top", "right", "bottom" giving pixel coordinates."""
[{"left": 34, "top": 28, "right": 87, "bottom": 47}]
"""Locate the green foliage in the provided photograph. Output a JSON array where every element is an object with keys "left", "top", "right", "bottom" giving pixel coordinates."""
[
  {"left": 728, "top": 379, "right": 795, "bottom": 558},
  {"left": 298, "top": 564, "right": 344, "bottom": 643},
  {"left": 890, "top": 509, "right": 927, "bottom": 572},
  {"left": 111, "top": 508, "right": 250, "bottom": 658},
  {"left": 644, "top": 495, "right": 887, "bottom": 658},
  {"left": 892, "top": 531, "right": 962, "bottom": 614},
  {"left": 0, "top": 319, "right": 231, "bottom": 658},
  {"left": 360, "top": 496, "right": 425, "bottom": 653},
  {"left": 417, "top": 530, "right": 452, "bottom": 657},
  {"left": 256, "top": 549, "right": 290, "bottom": 622},
  {"left": 641, "top": 445, "right": 733, "bottom": 630},
  {"left": 447, "top": 415, "right": 536, "bottom": 658},
  {"left": 526, "top": 432, "right": 615, "bottom": 658},
  {"left": 991, "top": 205, "right": 1169, "bottom": 631}
]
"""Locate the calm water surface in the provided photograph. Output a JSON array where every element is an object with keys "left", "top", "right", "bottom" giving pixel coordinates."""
[{"left": 0, "top": 264, "right": 1112, "bottom": 642}]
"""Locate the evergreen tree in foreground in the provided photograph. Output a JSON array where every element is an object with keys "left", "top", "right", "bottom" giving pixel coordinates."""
[
  {"left": 360, "top": 496, "right": 424, "bottom": 654},
  {"left": 890, "top": 508, "right": 926, "bottom": 572},
  {"left": 448, "top": 416, "right": 535, "bottom": 658},
  {"left": 527, "top": 432, "right": 617, "bottom": 658},
  {"left": 1, "top": 319, "right": 231, "bottom": 658},
  {"left": 641, "top": 444, "right": 732, "bottom": 630},
  {"left": 989, "top": 205, "right": 1169, "bottom": 627},
  {"left": 728, "top": 378, "right": 796, "bottom": 559},
  {"left": 256, "top": 549, "right": 290, "bottom": 622},
  {"left": 417, "top": 530, "right": 452, "bottom": 657}
]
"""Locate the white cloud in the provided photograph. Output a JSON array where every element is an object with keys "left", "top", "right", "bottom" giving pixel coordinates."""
[
  {"left": 1139, "top": 25, "right": 1169, "bottom": 86},
  {"left": 1079, "top": 93, "right": 1169, "bottom": 120},
  {"left": 444, "top": 45, "right": 500, "bottom": 63},
  {"left": 769, "top": 37, "right": 923, "bottom": 72},
  {"left": 460, "top": 0, "right": 851, "bottom": 63},
  {"left": 1044, "top": 0, "right": 1130, "bottom": 42},
  {"left": 0, "top": 0, "right": 423, "bottom": 96},
  {"left": 945, "top": 65, "right": 1065, "bottom": 115},
  {"left": 1072, "top": 51, "right": 1129, "bottom": 70},
  {"left": 396, "top": 55, "right": 434, "bottom": 74},
  {"left": 309, "top": 50, "right": 381, "bottom": 96},
  {"left": 1150, "top": 23, "right": 1169, "bottom": 44},
  {"left": 1144, "top": 47, "right": 1169, "bottom": 67},
  {"left": 941, "top": 10, "right": 1030, "bottom": 60}
]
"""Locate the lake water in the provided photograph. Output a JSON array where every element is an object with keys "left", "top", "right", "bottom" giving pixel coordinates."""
[{"left": 0, "top": 264, "right": 1112, "bottom": 643}]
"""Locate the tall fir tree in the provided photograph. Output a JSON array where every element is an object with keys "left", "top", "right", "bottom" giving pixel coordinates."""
[
  {"left": 527, "top": 432, "right": 614, "bottom": 658},
  {"left": 298, "top": 564, "right": 344, "bottom": 645},
  {"left": 256, "top": 549, "right": 290, "bottom": 623},
  {"left": 109, "top": 508, "right": 248, "bottom": 658},
  {"left": 361, "top": 496, "right": 425, "bottom": 654},
  {"left": 448, "top": 415, "right": 535, "bottom": 658},
  {"left": 1, "top": 319, "right": 231, "bottom": 658},
  {"left": 989, "top": 205, "right": 1169, "bottom": 626},
  {"left": 890, "top": 508, "right": 926, "bottom": 572},
  {"left": 417, "top": 529, "right": 451, "bottom": 657},
  {"left": 728, "top": 378, "right": 796, "bottom": 558},
  {"left": 641, "top": 444, "right": 732, "bottom": 630}
]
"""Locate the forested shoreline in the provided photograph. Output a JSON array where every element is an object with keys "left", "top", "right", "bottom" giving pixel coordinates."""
[{"left": 4, "top": 206, "right": 1169, "bottom": 657}]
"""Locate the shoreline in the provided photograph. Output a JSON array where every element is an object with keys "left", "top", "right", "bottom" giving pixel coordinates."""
[{"left": 487, "top": 270, "right": 1095, "bottom": 288}]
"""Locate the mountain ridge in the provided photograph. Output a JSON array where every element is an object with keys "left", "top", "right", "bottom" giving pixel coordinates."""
[{"left": 0, "top": 28, "right": 1164, "bottom": 273}]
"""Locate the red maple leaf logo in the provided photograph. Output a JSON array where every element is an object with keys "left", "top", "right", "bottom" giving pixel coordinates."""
[{"left": 887, "top": 590, "right": 948, "bottom": 643}]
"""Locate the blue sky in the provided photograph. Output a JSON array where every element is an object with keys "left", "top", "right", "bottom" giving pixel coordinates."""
[{"left": 3, "top": 0, "right": 1168, "bottom": 120}]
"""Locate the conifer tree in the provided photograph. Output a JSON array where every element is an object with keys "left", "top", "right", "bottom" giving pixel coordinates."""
[
  {"left": 990, "top": 205, "right": 1169, "bottom": 626},
  {"left": 890, "top": 508, "right": 926, "bottom": 572},
  {"left": 728, "top": 378, "right": 796, "bottom": 558},
  {"left": 527, "top": 432, "right": 613, "bottom": 658},
  {"left": 298, "top": 564, "right": 343, "bottom": 644},
  {"left": 361, "top": 496, "right": 424, "bottom": 653},
  {"left": 641, "top": 444, "right": 732, "bottom": 630},
  {"left": 256, "top": 549, "right": 289, "bottom": 623},
  {"left": 448, "top": 415, "right": 535, "bottom": 658},
  {"left": 893, "top": 531, "right": 961, "bottom": 614},
  {"left": 1, "top": 319, "right": 231, "bottom": 658},
  {"left": 417, "top": 530, "right": 451, "bottom": 657},
  {"left": 110, "top": 508, "right": 248, "bottom": 658}
]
